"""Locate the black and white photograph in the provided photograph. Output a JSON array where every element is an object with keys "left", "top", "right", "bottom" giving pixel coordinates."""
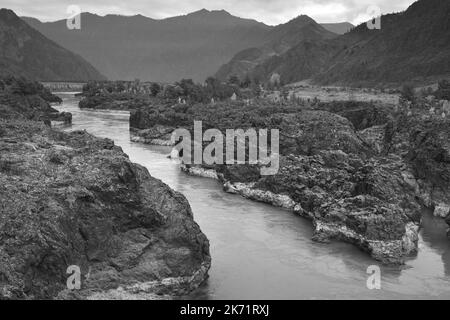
[{"left": 0, "top": 0, "right": 449, "bottom": 306}]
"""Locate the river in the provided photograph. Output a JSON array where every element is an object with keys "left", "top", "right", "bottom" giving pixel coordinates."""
[{"left": 54, "top": 93, "right": 450, "bottom": 300}]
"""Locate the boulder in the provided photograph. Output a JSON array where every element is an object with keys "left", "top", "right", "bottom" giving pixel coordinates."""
[
  {"left": 275, "top": 111, "right": 372, "bottom": 156},
  {"left": 315, "top": 101, "right": 391, "bottom": 130},
  {"left": 434, "top": 204, "right": 450, "bottom": 219},
  {"left": 0, "top": 120, "right": 210, "bottom": 299}
]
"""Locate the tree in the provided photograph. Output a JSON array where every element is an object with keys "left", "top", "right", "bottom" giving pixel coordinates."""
[
  {"left": 436, "top": 80, "right": 450, "bottom": 100},
  {"left": 203, "top": 76, "right": 240, "bottom": 101},
  {"left": 176, "top": 79, "right": 210, "bottom": 102},
  {"left": 11, "top": 77, "right": 39, "bottom": 95},
  {"left": 281, "top": 86, "right": 290, "bottom": 101},
  {"left": 400, "top": 84, "right": 416, "bottom": 103},
  {"left": 205, "top": 77, "right": 221, "bottom": 90},
  {"left": 205, "top": 77, "right": 221, "bottom": 99},
  {"left": 241, "top": 74, "right": 251, "bottom": 88},
  {"left": 150, "top": 83, "right": 161, "bottom": 97},
  {"left": 227, "top": 75, "right": 240, "bottom": 86},
  {"left": 164, "top": 85, "right": 184, "bottom": 100},
  {"left": 251, "top": 82, "right": 262, "bottom": 98},
  {"left": 116, "top": 81, "right": 126, "bottom": 92},
  {"left": 269, "top": 73, "right": 281, "bottom": 89},
  {"left": 177, "top": 79, "right": 195, "bottom": 96}
]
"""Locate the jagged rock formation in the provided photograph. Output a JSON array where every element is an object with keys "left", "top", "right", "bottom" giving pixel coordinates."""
[
  {"left": 0, "top": 79, "right": 210, "bottom": 299},
  {"left": 78, "top": 95, "right": 153, "bottom": 111},
  {"left": 406, "top": 119, "right": 450, "bottom": 229},
  {"left": 0, "top": 9, "right": 105, "bottom": 81},
  {"left": 314, "top": 101, "right": 392, "bottom": 131},
  {"left": 182, "top": 149, "right": 422, "bottom": 264},
  {"left": 130, "top": 125, "right": 176, "bottom": 146},
  {"left": 0, "top": 77, "right": 67, "bottom": 125},
  {"left": 129, "top": 99, "right": 429, "bottom": 264}
]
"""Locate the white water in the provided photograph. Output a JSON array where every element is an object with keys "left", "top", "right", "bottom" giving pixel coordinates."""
[{"left": 55, "top": 93, "right": 450, "bottom": 300}]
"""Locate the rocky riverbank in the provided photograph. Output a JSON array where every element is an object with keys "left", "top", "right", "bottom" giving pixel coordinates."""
[
  {"left": 130, "top": 126, "right": 175, "bottom": 146},
  {"left": 129, "top": 97, "right": 450, "bottom": 264},
  {"left": 181, "top": 151, "right": 422, "bottom": 264},
  {"left": 0, "top": 78, "right": 211, "bottom": 299},
  {"left": 79, "top": 94, "right": 153, "bottom": 111},
  {"left": 400, "top": 118, "right": 450, "bottom": 225},
  {"left": 77, "top": 81, "right": 170, "bottom": 111},
  {"left": 0, "top": 78, "right": 70, "bottom": 126}
]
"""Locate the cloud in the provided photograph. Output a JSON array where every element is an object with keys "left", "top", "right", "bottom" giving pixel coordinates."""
[{"left": 3, "top": 0, "right": 417, "bottom": 25}]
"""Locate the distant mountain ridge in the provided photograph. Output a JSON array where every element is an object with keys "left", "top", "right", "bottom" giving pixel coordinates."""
[
  {"left": 320, "top": 22, "right": 353, "bottom": 35},
  {"left": 0, "top": 9, "right": 105, "bottom": 81},
  {"left": 314, "top": 0, "right": 450, "bottom": 86},
  {"left": 239, "top": 0, "right": 450, "bottom": 87},
  {"left": 22, "top": 10, "right": 271, "bottom": 82},
  {"left": 22, "top": 10, "right": 352, "bottom": 82},
  {"left": 216, "top": 15, "right": 338, "bottom": 81}
]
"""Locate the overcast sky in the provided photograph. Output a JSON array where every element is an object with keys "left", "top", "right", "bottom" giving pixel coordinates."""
[{"left": 4, "top": 0, "right": 416, "bottom": 25}]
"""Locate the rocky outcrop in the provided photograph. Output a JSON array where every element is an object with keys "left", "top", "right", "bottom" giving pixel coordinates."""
[
  {"left": 128, "top": 98, "right": 431, "bottom": 263},
  {"left": 223, "top": 181, "right": 298, "bottom": 209},
  {"left": 181, "top": 164, "right": 220, "bottom": 180},
  {"left": 406, "top": 118, "right": 450, "bottom": 231},
  {"left": 181, "top": 151, "right": 421, "bottom": 264},
  {"left": 315, "top": 101, "right": 392, "bottom": 131},
  {"left": 127, "top": 92, "right": 450, "bottom": 262},
  {"left": 0, "top": 91, "right": 60, "bottom": 122},
  {"left": 0, "top": 81, "right": 210, "bottom": 299},
  {"left": 79, "top": 95, "right": 153, "bottom": 111},
  {"left": 130, "top": 125, "right": 175, "bottom": 146},
  {"left": 129, "top": 104, "right": 188, "bottom": 130},
  {"left": 0, "top": 78, "right": 67, "bottom": 124},
  {"left": 79, "top": 95, "right": 114, "bottom": 110},
  {"left": 49, "top": 111, "right": 72, "bottom": 125},
  {"left": 130, "top": 100, "right": 373, "bottom": 157},
  {"left": 273, "top": 111, "right": 372, "bottom": 156},
  {"left": 0, "top": 120, "right": 210, "bottom": 299}
]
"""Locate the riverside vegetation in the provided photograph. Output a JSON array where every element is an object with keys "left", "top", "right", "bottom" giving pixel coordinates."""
[{"left": 0, "top": 77, "right": 211, "bottom": 299}]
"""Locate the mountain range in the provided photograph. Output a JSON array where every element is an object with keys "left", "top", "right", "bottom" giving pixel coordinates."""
[
  {"left": 0, "top": 9, "right": 105, "bottom": 81},
  {"left": 22, "top": 10, "right": 352, "bottom": 83},
  {"left": 215, "top": 15, "right": 338, "bottom": 81},
  {"left": 4, "top": 0, "right": 446, "bottom": 87},
  {"left": 232, "top": 0, "right": 450, "bottom": 86}
]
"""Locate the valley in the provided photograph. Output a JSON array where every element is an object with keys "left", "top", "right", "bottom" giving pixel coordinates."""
[{"left": 0, "top": 0, "right": 449, "bottom": 301}]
